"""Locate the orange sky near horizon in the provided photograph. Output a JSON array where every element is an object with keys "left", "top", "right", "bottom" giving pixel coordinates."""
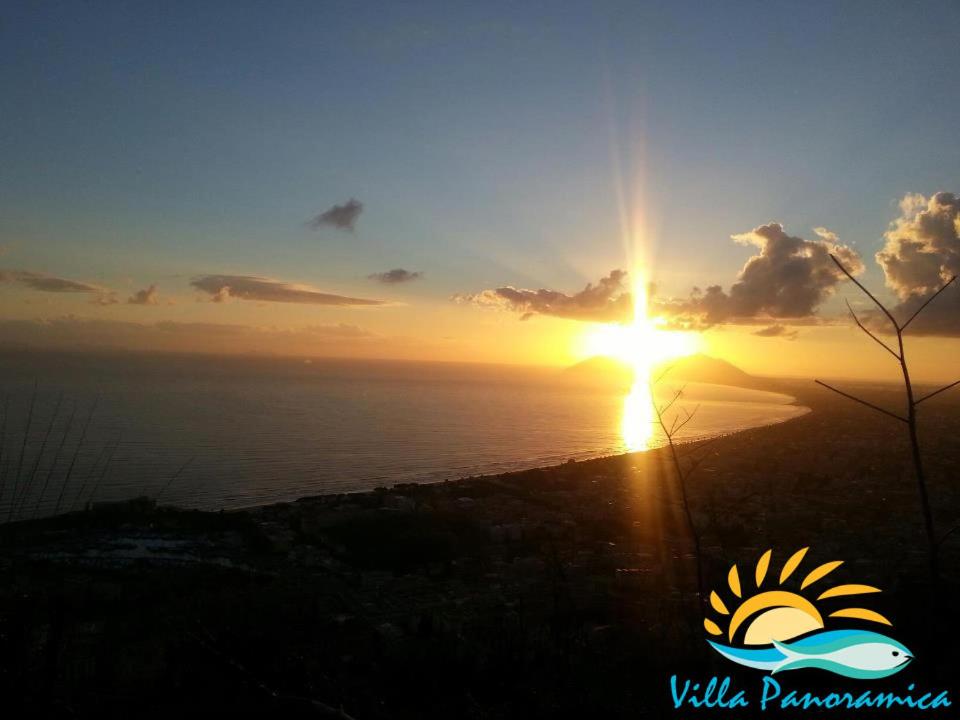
[{"left": 2, "top": 283, "right": 959, "bottom": 385}]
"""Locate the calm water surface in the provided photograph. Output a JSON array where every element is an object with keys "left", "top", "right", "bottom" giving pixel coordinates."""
[{"left": 0, "top": 351, "right": 807, "bottom": 518}]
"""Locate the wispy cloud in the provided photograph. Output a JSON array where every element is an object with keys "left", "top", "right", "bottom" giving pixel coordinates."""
[
  {"left": 0, "top": 268, "right": 117, "bottom": 308},
  {"left": 191, "top": 274, "right": 385, "bottom": 306},
  {"left": 752, "top": 323, "right": 798, "bottom": 339},
  {"left": 457, "top": 269, "right": 633, "bottom": 323},
  {"left": 368, "top": 268, "right": 423, "bottom": 284},
  {"left": 306, "top": 198, "right": 363, "bottom": 231}
]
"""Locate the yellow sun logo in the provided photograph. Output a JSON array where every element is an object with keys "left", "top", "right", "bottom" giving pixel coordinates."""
[{"left": 704, "top": 547, "right": 890, "bottom": 646}]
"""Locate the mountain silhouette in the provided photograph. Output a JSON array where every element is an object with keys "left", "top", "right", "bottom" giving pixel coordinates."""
[{"left": 564, "top": 353, "right": 762, "bottom": 390}]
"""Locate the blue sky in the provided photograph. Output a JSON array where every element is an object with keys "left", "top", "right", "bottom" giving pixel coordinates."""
[{"left": 2, "top": 1, "right": 959, "bottom": 370}]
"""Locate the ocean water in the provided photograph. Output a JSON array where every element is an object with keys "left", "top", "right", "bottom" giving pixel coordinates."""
[{"left": 0, "top": 351, "right": 807, "bottom": 519}]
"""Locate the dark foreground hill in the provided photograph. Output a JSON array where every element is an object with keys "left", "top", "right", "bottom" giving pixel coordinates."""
[{"left": 0, "top": 382, "right": 958, "bottom": 718}]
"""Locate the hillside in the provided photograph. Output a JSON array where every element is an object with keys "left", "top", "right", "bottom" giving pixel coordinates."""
[{"left": 564, "top": 353, "right": 764, "bottom": 390}]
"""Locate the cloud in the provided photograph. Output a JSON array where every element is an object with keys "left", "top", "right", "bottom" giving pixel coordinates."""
[
  {"left": 368, "top": 268, "right": 423, "bottom": 284},
  {"left": 191, "top": 274, "right": 385, "bottom": 306},
  {"left": 1, "top": 268, "right": 118, "bottom": 307},
  {"left": 306, "top": 199, "right": 363, "bottom": 231},
  {"left": 663, "top": 223, "right": 863, "bottom": 327},
  {"left": 877, "top": 192, "right": 960, "bottom": 300},
  {"left": 855, "top": 192, "right": 960, "bottom": 336},
  {"left": 127, "top": 284, "right": 160, "bottom": 305},
  {"left": 458, "top": 269, "right": 634, "bottom": 323},
  {"left": 1, "top": 269, "right": 109, "bottom": 295},
  {"left": 752, "top": 323, "right": 798, "bottom": 339}
]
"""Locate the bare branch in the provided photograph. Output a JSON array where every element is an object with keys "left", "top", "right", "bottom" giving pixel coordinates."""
[
  {"left": 657, "top": 386, "right": 684, "bottom": 416},
  {"left": 846, "top": 300, "right": 900, "bottom": 361},
  {"left": 653, "top": 364, "right": 674, "bottom": 385},
  {"left": 901, "top": 275, "right": 958, "bottom": 331},
  {"left": 814, "top": 379, "right": 908, "bottom": 423},
  {"left": 937, "top": 524, "right": 960, "bottom": 549},
  {"left": 673, "top": 404, "right": 702, "bottom": 435},
  {"left": 830, "top": 254, "right": 900, "bottom": 333},
  {"left": 677, "top": 434, "right": 725, "bottom": 460},
  {"left": 915, "top": 379, "right": 960, "bottom": 406},
  {"left": 668, "top": 413, "right": 680, "bottom": 436}
]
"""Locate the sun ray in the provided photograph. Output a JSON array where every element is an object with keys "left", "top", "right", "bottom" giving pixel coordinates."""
[
  {"left": 704, "top": 548, "right": 891, "bottom": 649},
  {"left": 829, "top": 608, "right": 892, "bottom": 626},
  {"left": 800, "top": 560, "right": 843, "bottom": 590},
  {"left": 817, "top": 584, "right": 882, "bottom": 600},
  {"left": 728, "top": 564, "right": 742, "bottom": 598},
  {"left": 704, "top": 619, "right": 723, "bottom": 636},
  {"left": 710, "top": 591, "right": 729, "bottom": 615},
  {"left": 755, "top": 549, "right": 772, "bottom": 587},
  {"left": 779, "top": 547, "right": 809, "bottom": 584}
]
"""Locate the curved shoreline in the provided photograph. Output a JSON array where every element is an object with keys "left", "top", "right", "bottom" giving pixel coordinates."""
[{"left": 240, "top": 394, "right": 812, "bottom": 513}]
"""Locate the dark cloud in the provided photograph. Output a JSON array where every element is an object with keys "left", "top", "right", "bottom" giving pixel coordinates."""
[
  {"left": 306, "top": 199, "right": 363, "bottom": 232},
  {"left": 191, "top": 274, "right": 385, "bottom": 306},
  {"left": 368, "top": 268, "right": 423, "bottom": 284},
  {"left": 874, "top": 280, "right": 960, "bottom": 336},
  {"left": 752, "top": 323, "right": 798, "bottom": 339},
  {"left": 1, "top": 268, "right": 118, "bottom": 307},
  {"left": 1, "top": 269, "right": 109, "bottom": 295},
  {"left": 662, "top": 224, "right": 863, "bottom": 327},
  {"left": 458, "top": 269, "right": 634, "bottom": 323},
  {"left": 127, "top": 284, "right": 160, "bottom": 305},
  {"left": 458, "top": 224, "right": 862, "bottom": 331}
]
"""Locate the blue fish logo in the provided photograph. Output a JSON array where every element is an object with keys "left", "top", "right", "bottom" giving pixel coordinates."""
[
  {"left": 703, "top": 548, "right": 913, "bottom": 680},
  {"left": 708, "top": 629, "right": 913, "bottom": 680}
]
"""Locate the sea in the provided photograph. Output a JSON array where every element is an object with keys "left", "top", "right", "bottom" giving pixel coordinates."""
[{"left": 0, "top": 350, "right": 808, "bottom": 519}]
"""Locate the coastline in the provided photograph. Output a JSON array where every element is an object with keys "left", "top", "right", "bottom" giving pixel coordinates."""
[
  {"left": 228, "top": 387, "right": 812, "bottom": 515},
  {"left": 2, "top": 383, "right": 956, "bottom": 717}
]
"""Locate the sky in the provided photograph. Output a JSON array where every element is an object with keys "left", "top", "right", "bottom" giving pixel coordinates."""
[{"left": 2, "top": 1, "right": 960, "bottom": 380}]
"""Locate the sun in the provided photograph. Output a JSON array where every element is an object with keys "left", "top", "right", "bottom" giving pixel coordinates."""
[
  {"left": 580, "top": 316, "right": 700, "bottom": 369},
  {"left": 581, "top": 272, "right": 700, "bottom": 451},
  {"left": 704, "top": 548, "right": 892, "bottom": 646}
]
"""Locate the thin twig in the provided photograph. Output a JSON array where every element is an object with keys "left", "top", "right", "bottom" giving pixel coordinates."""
[
  {"left": 937, "top": 524, "right": 960, "bottom": 550},
  {"left": 814, "top": 379, "right": 908, "bottom": 423},
  {"left": 81, "top": 437, "right": 120, "bottom": 510},
  {"left": 8, "top": 382, "right": 38, "bottom": 522},
  {"left": 32, "top": 401, "right": 78, "bottom": 520},
  {"left": 901, "top": 276, "right": 958, "bottom": 331},
  {"left": 673, "top": 405, "right": 701, "bottom": 436},
  {"left": 53, "top": 396, "right": 99, "bottom": 516},
  {"left": 830, "top": 254, "right": 900, "bottom": 332},
  {"left": 156, "top": 456, "right": 195, "bottom": 503},
  {"left": 14, "top": 392, "right": 63, "bottom": 519},
  {"left": 846, "top": 300, "right": 900, "bottom": 360},
  {"left": 914, "top": 379, "right": 960, "bottom": 406}
]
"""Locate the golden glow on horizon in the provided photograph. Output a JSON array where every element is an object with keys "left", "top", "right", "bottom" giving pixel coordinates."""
[
  {"left": 576, "top": 272, "right": 701, "bottom": 451},
  {"left": 614, "top": 273, "right": 699, "bottom": 451}
]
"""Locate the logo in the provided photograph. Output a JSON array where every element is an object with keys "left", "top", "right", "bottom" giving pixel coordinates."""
[{"left": 704, "top": 547, "right": 912, "bottom": 680}]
